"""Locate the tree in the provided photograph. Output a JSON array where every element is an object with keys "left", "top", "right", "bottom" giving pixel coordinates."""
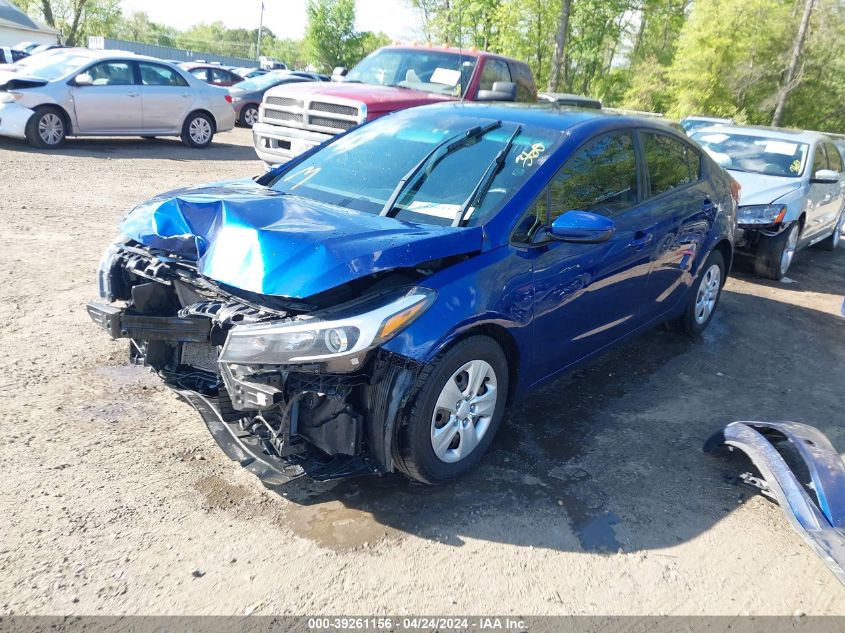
[
  {"left": 771, "top": 0, "right": 815, "bottom": 126},
  {"left": 11, "top": 0, "right": 121, "bottom": 45},
  {"left": 547, "top": 0, "right": 571, "bottom": 91},
  {"left": 304, "top": 0, "right": 360, "bottom": 71}
]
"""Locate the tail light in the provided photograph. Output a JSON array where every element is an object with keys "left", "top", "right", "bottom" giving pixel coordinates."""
[
  {"left": 225, "top": 94, "right": 233, "bottom": 103},
  {"left": 729, "top": 177, "right": 741, "bottom": 205}
]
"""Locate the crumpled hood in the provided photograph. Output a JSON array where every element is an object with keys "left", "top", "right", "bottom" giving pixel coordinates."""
[
  {"left": 729, "top": 170, "right": 804, "bottom": 206},
  {"left": 120, "top": 179, "right": 483, "bottom": 299},
  {"left": 264, "top": 81, "right": 454, "bottom": 114},
  {"left": 0, "top": 72, "right": 47, "bottom": 89}
]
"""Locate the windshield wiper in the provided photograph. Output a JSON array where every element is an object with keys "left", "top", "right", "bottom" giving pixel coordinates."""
[
  {"left": 380, "top": 120, "right": 502, "bottom": 217},
  {"left": 453, "top": 124, "right": 522, "bottom": 226}
]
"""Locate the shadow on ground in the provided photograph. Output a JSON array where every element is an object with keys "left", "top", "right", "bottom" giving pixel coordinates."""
[
  {"left": 252, "top": 247, "right": 844, "bottom": 554},
  {"left": 0, "top": 133, "right": 257, "bottom": 162}
]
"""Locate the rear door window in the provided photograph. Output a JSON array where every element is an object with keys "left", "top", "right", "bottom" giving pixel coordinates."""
[
  {"left": 211, "top": 68, "right": 233, "bottom": 85},
  {"left": 139, "top": 62, "right": 188, "bottom": 87},
  {"left": 190, "top": 67, "right": 209, "bottom": 82},
  {"left": 549, "top": 131, "right": 639, "bottom": 219}
]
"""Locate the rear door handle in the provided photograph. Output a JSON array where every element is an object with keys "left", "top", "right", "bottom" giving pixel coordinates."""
[
  {"left": 181, "top": 92, "right": 191, "bottom": 98},
  {"left": 127, "top": 91, "right": 139, "bottom": 98}
]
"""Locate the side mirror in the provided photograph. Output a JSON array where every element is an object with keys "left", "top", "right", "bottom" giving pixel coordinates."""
[
  {"left": 549, "top": 210, "right": 615, "bottom": 243},
  {"left": 476, "top": 81, "right": 517, "bottom": 102},
  {"left": 73, "top": 72, "right": 93, "bottom": 86},
  {"left": 812, "top": 169, "right": 840, "bottom": 184},
  {"left": 332, "top": 66, "right": 349, "bottom": 81}
]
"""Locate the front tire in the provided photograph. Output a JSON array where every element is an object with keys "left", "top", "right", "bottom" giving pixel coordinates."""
[
  {"left": 754, "top": 222, "right": 800, "bottom": 280},
  {"left": 181, "top": 112, "right": 215, "bottom": 148},
  {"left": 672, "top": 249, "right": 725, "bottom": 337},
  {"left": 394, "top": 336, "right": 509, "bottom": 484},
  {"left": 25, "top": 106, "right": 66, "bottom": 148}
]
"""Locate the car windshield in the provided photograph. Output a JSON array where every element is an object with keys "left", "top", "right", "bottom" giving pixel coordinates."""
[
  {"left": 344, "top": 48, "right": 478, "bottom": 97},
  {"left": 235, "top": 72, "right": 293, "bottom": 91},
  {"left": 269, "top": 109, "right": 563, "bottom": 226},
  {"left": 16, "top": 52, "right": 91, "bottom": 80},
  {"left": 692, "top": 130, "right": 810, "bottom": 177}
]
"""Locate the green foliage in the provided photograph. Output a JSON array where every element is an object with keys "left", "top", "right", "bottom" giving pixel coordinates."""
[
  {"left": 11, "top": 0, "right": 121, "bottom": 45},
  {"left": 304, "top": 0, "right": 357, "bottom": 71}
]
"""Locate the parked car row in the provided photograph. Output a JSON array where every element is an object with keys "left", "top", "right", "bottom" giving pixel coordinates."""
[{"left": 0, "top": 47, "right": 333, "bottom": 148}]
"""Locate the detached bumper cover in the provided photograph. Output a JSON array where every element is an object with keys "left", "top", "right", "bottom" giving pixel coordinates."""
[
  {"left": 705, "top": 421, "right": 845, "bottom": 584},
  {"left": 0, "top": 102, "right": 33, "bottom": 139}
]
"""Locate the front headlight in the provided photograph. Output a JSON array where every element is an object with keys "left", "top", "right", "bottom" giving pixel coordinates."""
[
  {"left": 97, "top": 234, "right": 128, "bottom": 301},
  {"left": 0, "top": 92, "right": 22, "bottom": 103},
  {"left": 219, "top": 287, "right": 435, "bottom": 369},
  {"left": 737, "top": 204, "right": 787, "bottom": 226}
]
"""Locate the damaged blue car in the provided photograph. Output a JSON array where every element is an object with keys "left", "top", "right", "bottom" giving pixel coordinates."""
[{"left": 88, "top": 103, "right": 737, "bottom": 485}]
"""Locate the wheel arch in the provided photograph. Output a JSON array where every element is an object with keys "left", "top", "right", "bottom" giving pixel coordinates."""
[
  {"left": 184, "top": 108, "right": 217, "bottom": 133},
  {"left": 430, "top": 322, "right": 522, "bottom": 407},
  {"left": 712, "top": 238, "right": 734, "bottom": 282},
  {"left": 32, "top": 103, "right": 74, "bottom": 135}
]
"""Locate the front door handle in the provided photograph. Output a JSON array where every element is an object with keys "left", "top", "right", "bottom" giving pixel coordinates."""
[
  {"left": 127, "top": 91, "right": 140, "bottom": 98},
  {"left": 631, "top": 230, "right": 653, "bottom": 250}
]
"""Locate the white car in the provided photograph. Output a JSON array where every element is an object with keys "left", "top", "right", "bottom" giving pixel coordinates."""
[{"left": 0, "top": 48, "right": 235, "bottom": 148}]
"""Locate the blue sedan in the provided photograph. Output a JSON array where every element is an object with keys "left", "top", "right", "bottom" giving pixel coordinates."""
[{"left": 88, "top": 103, "right": 737, "bottom": 484}]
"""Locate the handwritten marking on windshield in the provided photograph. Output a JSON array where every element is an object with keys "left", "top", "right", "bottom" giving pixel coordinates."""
[
  {"left": 283, "top": 166, "right": 321, "bottom": 190},
  {"left": 790, "top": 160, "right": 801, "bottom": 173},
  {"left": 516, "top": 143, "right": 546, "bottom": 167}
]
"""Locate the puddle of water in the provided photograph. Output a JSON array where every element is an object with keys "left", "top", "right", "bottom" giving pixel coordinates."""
[{"left": 559, "top": 492, "right": 621, "bottom": 552}]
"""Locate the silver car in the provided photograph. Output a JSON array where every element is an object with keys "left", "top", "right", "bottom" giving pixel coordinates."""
[
  {"left": 0, "top": 48, "right": 235, "bottom": 148},
  {"left": 693, "top": 126, "right": 845, "bottom": 279}
]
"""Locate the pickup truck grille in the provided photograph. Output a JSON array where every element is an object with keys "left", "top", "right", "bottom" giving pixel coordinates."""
[{"left": 261, "top": 95, "right": 364, "bottom": 133}]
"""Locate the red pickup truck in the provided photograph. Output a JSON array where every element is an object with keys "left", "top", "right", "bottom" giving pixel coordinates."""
[{"left": 252, "top": 45, "right": 537, "bottom": 166}]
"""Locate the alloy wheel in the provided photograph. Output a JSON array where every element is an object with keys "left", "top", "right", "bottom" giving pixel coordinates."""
[
  {"left": 430, "top": 359, "right": 498, "bottom": 463},
  {"left": 694, "top": 263, "right": 721, "bottom": 325},
  {"left": 244, "top": 107, "right": 258, "bottom": 127},
  {"left": 38, "top": 113, "right": 64, "bottom": 146}
]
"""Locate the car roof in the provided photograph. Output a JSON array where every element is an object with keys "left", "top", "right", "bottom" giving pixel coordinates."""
[
  {"left": 381, "top": 45, "right": 483, "bottom": 59},
  {"left": 409, "top": 101, "right": 680, "bottom": 135},
  {"left": 683, "top": 115, "right": 732, "bottom": 122},
  {"left": 692, "top": 124, "right": 831, "bottom": 143}
]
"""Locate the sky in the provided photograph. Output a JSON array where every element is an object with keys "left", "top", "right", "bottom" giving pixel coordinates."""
[{"left": 119, "top": 0, "right": 424, "bottom": 42}]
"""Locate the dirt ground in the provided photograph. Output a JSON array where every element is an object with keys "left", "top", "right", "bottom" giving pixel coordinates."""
[{"left": 1, "top": 127, "right": 844, "bottom": 616}]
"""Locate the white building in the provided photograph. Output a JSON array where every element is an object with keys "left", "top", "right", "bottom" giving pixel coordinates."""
[{"left": 0, "top": 0, "right": 58, "bottom": 48}]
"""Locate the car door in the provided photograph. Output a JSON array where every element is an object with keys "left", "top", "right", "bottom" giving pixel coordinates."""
[
  {"left": 804, "top": 142, "right": 838, "bottom": 241},
  {"left": 138, "top": 62, "right": 192, "bottom": 132},
  {"left": 637, "top": 130, "right": 716, "bottom": 318},
  {"left": 528, "top": 130, "right": 656, "bottom": 383},
  {"left": 821, "top": 141, "right": 845, "bottom": 231},
  {"left": 71, "top": 60, "right": 142, "bottom": 133}
]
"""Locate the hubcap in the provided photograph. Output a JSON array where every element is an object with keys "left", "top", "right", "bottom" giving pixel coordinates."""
[
  {"left": 38, "top": 113, "right": 63, "bottom": 145},
  {"left": 694, "top": 263, "right": 721, "bottom": 325},
  {"left": 430, "top": 359, "right": 498, "bottom": 464},
  {"left": 245, "top": 107, "right": 258, "bottom": 126},
  {"left": 189, "top": 117, "right": 212, "bottom": 144},
  {"left": 780, "top": 224, "right": 799, "bottom": 276}
]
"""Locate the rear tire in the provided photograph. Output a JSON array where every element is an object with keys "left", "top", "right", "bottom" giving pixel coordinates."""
[
  {"left": 180, "top": 112, "right": 214, "bottom": 148},
  {"left": 394, "top": 336, "right": 509, "bottom": 484},
  {"left": 670, "top": 249, "right": 725, "bottom": 337},
  {"left": 240, "top": 104, "right": 259, "bottom": 128},
  {"left": 754, "top": 222, "right": 800, "bottom": 280},
  {"left": 25, "top": 106, "right": 66, "bottom": 148},
  {"left": 818, "top": 210, "right": 843, "bottom": 251}
]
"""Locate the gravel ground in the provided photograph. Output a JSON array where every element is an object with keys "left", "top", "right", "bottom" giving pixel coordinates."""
[{"left": 1, "top": 128, "right": 844, "bottom": 616}]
